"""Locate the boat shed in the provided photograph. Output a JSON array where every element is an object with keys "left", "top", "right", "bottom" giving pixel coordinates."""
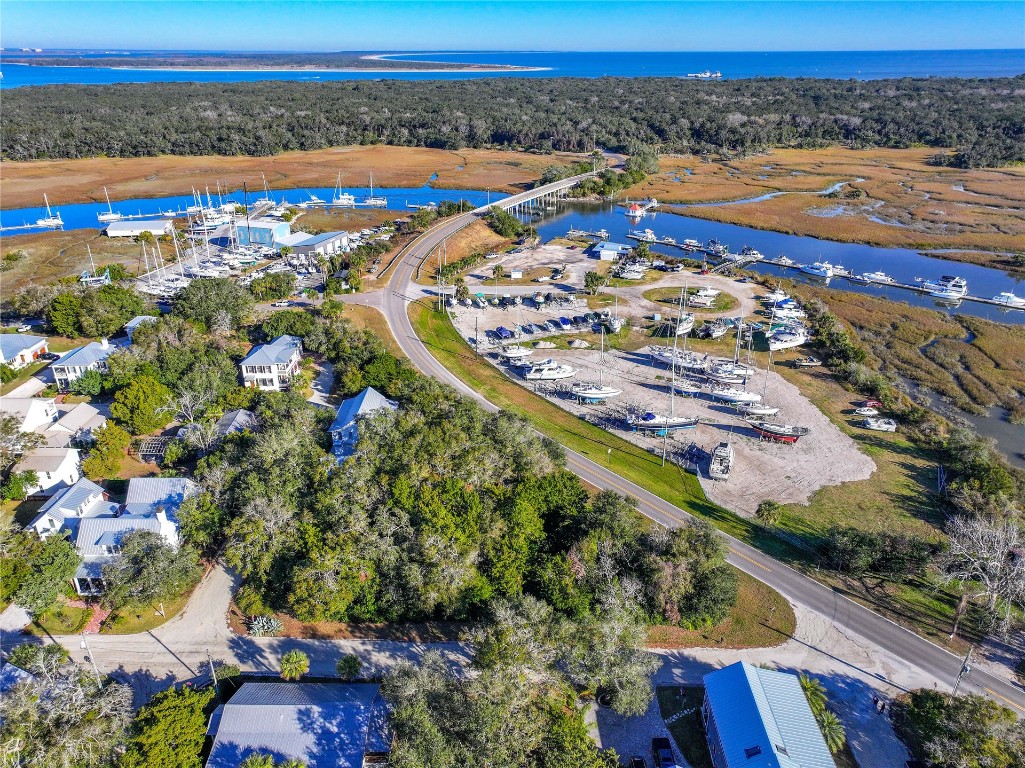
[
  {"left": 702, "top": 662, "right": 836, "bottom": 768},
  {"left": 287, "top": 230, "right": 351, "bottom": 257},
  {"left": 236, "top": 218, "right": 292, "bottom": 248},
  {"left": 592, "top": 241, "right": 633, "bottom": 261},
  {"left": 104, "top": 220, "right": 173, "bottom": 238}
]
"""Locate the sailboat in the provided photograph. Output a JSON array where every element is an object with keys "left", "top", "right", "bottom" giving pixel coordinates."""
[
  {"left": 629, "top": 287, "right": 699, "bottom": 432},
  {"left": 708, "top": 314, "right": 762, "bottom": 404},
  {"left": 572, "top": 328, "right": 622, "bottom": 402},
  {"left": 332, "top": 173, "right": 356, "bottom": 207},
  {"left": 35, "top": 194, "right": 63, "bottom": 229},
  {"left": 362, "top": 173, "right": 387, "bottom": 207},
  {"left": 97, "top": 187, "right": 123, "bottom": 223}
]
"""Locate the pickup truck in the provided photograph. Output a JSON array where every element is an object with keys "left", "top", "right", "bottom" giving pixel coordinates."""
[{"left": 652, "top": 737, "right": 678, "bottom": 768}]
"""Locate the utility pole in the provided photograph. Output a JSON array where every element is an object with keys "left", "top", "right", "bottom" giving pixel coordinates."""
[
  {"left": 952, "top": 645, "right": 974, "bottom": 695},
  {"left": 80, "top": 635, "right": 102, "bottom": 687},
  {"left": 207, "top": 650, "right": 218, "bottom": 688}
]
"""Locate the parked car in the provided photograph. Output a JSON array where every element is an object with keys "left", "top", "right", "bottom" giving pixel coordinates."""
[
  {"left": 16, "top": 324, "right": 32, "bottom": 333},
  {"left": 39, "top": 352, "right": 60, "bottom": 361},
  {"left": 652, "top": 737, "right": 678, "bottom": 768},
  {"left": 270, "top": 300, "right": 290, "bottom": 307}
]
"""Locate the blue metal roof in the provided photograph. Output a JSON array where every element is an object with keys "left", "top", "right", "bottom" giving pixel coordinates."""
[
  {"left": 703, "top": 662, "right": 836, "bottom": 768},
  {"left": 330, "top": 387, "right": 397, "bottom": 460},
  {"left": 594, "top": 241, "right": 632, "bottom": 251},
  {"left": 54, "top": 341, "right": 117, "bottom": 369},
  {"left": 124, "top": 477, "right": 198, "bottom": 518},
  {"left": 0, "top": 334, "right": 46, "bottom": 362}
]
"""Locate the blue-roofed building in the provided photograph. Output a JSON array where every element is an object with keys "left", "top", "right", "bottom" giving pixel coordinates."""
[
  {"left": 236, "top": 218, "right": 292, "bottom": 248},
  {"left": 28, "top": 478, "right": 114, "bottom": 540},
  {"left": 592, "top": 241, "right": 632, "bottom": 261},
  {"left": 702, "top": 662, "right": 836, "bottom": 768},
  {"left": 51, "top": 338, "right": 119, "bottom": 392},
  {"left": 0, "top": 334, "right": 49, "bottom": 369},
  {"left": 124, "top": 477, "right": 198, "bottom": 519},
  {"left": 279, "top": 230, "right": 350, "bottom": 258},
  {"left": 330, "top": 387, "right": 398, "bottom": 462},
  {"left": 239, "top": 335, "right": 303, "bottom": 391},
  {"left": 205, "top": 682, "right": 391, "bottom": 768}
]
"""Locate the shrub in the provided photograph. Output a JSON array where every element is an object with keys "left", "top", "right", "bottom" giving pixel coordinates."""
[
  {"left": 248, "top": 615, "right": 283, "bottom": 637},
  {"left": 336, "top": 654, "right": 362, "bottom": 680}
]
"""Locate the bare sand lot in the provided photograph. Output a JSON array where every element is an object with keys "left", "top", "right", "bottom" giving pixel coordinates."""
[{"left": 1, "top": 147, "right": 586, "bottom": 209}]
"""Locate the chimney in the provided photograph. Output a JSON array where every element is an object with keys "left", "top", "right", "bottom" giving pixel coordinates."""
[
  {"left": 100, "top": 337, "right": 109, "bottom": 350},
  {"left": 155, "top": 509, "right": 168, "bottom": 526}
]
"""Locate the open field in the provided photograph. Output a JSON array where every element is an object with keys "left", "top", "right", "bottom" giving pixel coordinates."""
[
  {"left": 623, "top": 147, "right": 1025, "bottom": 253},
  {"left": 1, "top": 229, "right": 148, "bottom": 294},
  {"left": 294, "top": 206, "right": 403, "bottom": 234},
  {"left": 1, "top": 146, "right": 586, "bottom": 209},
  {"left": 337, "top": 304, "right": 406, "bottom": 359}
]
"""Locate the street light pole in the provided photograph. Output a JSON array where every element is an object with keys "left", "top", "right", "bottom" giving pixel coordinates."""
[
  {"left": 80, "top": 634, "right": 102, "bottom": 687},
  {"left": 952, "top": 645, "right": 974, "bottom": 695}
]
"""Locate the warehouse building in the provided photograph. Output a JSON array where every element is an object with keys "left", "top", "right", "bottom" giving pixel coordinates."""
[{"left": 104, "top": 220, "right": 173, "bottom": 238}]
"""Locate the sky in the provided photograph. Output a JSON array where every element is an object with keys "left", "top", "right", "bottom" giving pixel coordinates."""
[{"left": 2, "top": 1, "right": 1023, "bottom": 52}]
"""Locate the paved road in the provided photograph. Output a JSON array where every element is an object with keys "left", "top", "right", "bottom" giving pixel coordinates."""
[{"left": 380, "top": 177, "right": 1025, "bottom": 715}]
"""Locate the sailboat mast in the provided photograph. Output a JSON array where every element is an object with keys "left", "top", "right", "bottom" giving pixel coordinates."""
[
  {"left": 104, "top": 187, "right": 114, "bottom": 214},
  {"left": 670, "top": 286, "right": 686, "bottom": 417}
]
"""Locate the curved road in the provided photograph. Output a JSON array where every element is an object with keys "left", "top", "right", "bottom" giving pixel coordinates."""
[{"left": 382, "top": 176, "right": 1025, "bottom": 714}]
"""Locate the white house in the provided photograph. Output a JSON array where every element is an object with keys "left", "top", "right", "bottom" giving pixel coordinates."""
[
  {"left": 104, "top": 220, "right": 173, "bottom": 238},
  {"left": 14, "top": 447, "right": 81, "bottom": 496},
  {"left": 0, "top": 334, "right": 49, "bottom": 369},
  {"left": 330, "top": 386, "right": 398, "bottom": 463},
  {"left": 42, "top": 403, "right": 106, "bottom": 448},
  {"left": 239, "top": 335, "right": 303, "bottom": 391},
  {"left": 25, "top": 476, "right": 187, "bottom": 596},
  {"left": 592, "top": 241, "right": 632, "bottom": 261},
  {"left": 51, "top": 338, "right": 118, "bottom": 391},
  {"left": 1, "top": 397, "right": 59, "bottom": 433},
  {"left": 123, "top": 315, "right": 159, "bottom": 342}
]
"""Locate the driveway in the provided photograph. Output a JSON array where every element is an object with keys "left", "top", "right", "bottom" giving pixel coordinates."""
[{"left": 306, "top": 359, "right": 335, "bottom": 409}]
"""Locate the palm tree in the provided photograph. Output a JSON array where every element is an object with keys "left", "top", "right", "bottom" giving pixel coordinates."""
[
  {"left": 816, "top": 710, "right": 847, "bottom": 754},
  {"left": 279, "top": 650, "right": 309, "bottom": 681},
  {"left": 799, "top": 673, "right": 827, "bottom": 717},
  {"left": 454, "top": 277, "right": 470, "bottom": 302}
]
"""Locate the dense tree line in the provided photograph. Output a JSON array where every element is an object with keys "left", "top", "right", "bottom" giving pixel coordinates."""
[{"left": 2, "top": 76, "right": 1023, "bottom": 166}]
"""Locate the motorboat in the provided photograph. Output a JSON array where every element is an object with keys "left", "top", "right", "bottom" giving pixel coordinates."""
[
  {"left": 708, "top": 442, "right": 734, "bottom": 480},
  {"left": 992, "top": 292, "right": 1025, "bottom": 307},
  {"left": 631, "top": 228, "right": 657, "bottom": 242},
  {"left": 793, "top": 356, "right": 822, "bottom": 368},
  {"left": 709, "top": 386, "right": 762, "bottom": 404},
  {"left": 763, "top": 289, "right": 790, "bottom": 303},
  {"left": 800, "top": 261, "right": 834, "bottom": 279},
  {"left": 751, "top": 421, "right": 811, "bottom": 443},
  {"left": 863, "top": 417, "right": 897, "bottom": 432},
  {"left": 767, "top": 327, "right": 809, "bottom": 352},
  {"left": 710, "top": 360, "right": 756, "bottom": 377},
  {"left": 694, "top": 286, "right": 720, "bottom": 298},
  {"left": 498, "top": 345, "right": 533, "bottom": 359},
  {"left": 605, "top": 316, "right": 624, "bottom": 333},
  {"left": 736, "top": 402, "right": 780, "bottom": 417},
  {"left": 861, "top": 271, "right": 895, "bottom": 284},
  {"left": 738, "top": 246, "right": 764, "bottom": 261},
  {"left": 854, "top": 406, "right": 879, "bottom": 417},
  {"left": 627, "top": 412, "right": 699, "bottom": 431},
  {"left": 697, "top": 321, "right": 730, "bottom": 339},
  {"left": 682, "top": 239, "right": 702, "bottom": 250},
  {"left": 776, "top": 255, "right": 796, "bottom": 266},
  {"left": 525, "top": 363, "right": 576, "bottom": 380},
  {"left": 920, "top": 275, "right": 967, "bottom": 299}
]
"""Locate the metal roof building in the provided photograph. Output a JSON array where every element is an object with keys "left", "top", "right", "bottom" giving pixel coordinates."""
[
  {"left": 104, "top": 220, "right": 173, "bottom": 238},
  {"left": 124, "top": 477, "right": 198, "bottom": 519},
  {"left": 206, "top": 682, "right": 391, "bottom": 768},
  {"left": 330, "top": 386, "right": 398, "bottom": 462},
  {"left": 702, "top": 662, "right": 836, "bottom": 768},
  {"left": 0, "top": 334, "right": 48, "bottom": 369}
]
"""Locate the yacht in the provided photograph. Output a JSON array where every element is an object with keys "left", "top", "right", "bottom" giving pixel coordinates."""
[
  {"left": 992, "top": 291, "right": 1025, "bottom": 308},
  {"left": 736, "top": 402, "right": 780, "bottom": 417},
  {"left": 525, "top": 362, "right": 576, "bottom": 380},
  {"left": 682, "top": 238, "right": 702, "bottom": 250},
  {"left": 572, "top": 382, "right": 622, "bottom": 401},
  {"left": 920, "top": 275, "right": 967, "bottom": 299},
  {"left": 767, "top": 326, "right": 809, "bottom": 352},
  {"left": 800, "top": 261, "right": 834, "bottom": 279},
  {"left": 673, "top": 379, "right": 704, "bottom": 396},
  {"left": 709, "top": 385, "right": 762, "bottom": 404},
  {"left": 498, "top": 344, "right": 533, "bottom": 359},
  {"left": 763, "top": 289, "right": 790, "bottom": 303},
  {"left": 96, "top": 187, "right": 123, "bottom": 223},
  {"left": 862, "top": 270, "right": 895, "bottom": 284},
  {"left": 331, "top": 173, "right": 356, "bottom": 207},
  {"left": 631, "top": 228, "right": 657, "bottom": 242},
  {"left": 736, "top": 245, "right": 764, "bottom": 261},
  {"left": 751, "top": 422, "right": 811, "bottom": 443},
  {"left": 694, "top": 286, "right": 720, "bottom": 298},
  {"left": 708, "top": 442, "right": 734, "bottom": 480}
]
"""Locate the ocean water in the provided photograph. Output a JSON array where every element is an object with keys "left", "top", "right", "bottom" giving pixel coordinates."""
[{"left": 1, "top": 48, "right": 1022, "bottom": 88}]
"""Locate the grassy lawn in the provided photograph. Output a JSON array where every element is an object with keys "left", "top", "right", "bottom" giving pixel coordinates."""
[
  {"left": 657, "top": 685, "right": 713, "bottom": 768},
  {"left": 642, "top": 287, "right": 741, "bottom": 315},
  {"left": 648, "top": 571, "right": 796, "bottom": 650},
  {"left": 335, "top": 304, "right": 406, "bottom": 359},
  {"left": 101, "top": 589, "right": 192, "bottom": 635},
  {"left": 28, "top": 603, "right": 91, "bottom": 636}
]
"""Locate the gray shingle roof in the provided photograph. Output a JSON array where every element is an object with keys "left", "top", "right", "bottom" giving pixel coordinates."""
[
  {"left": 215, "top": 409, "right": 258, "bottom": 437},
  {"left": 703, "top": 662, "right": 836, "bottom": 768},
  {"left": 206, "top": 682, "right": 391, "bottom": 768},
  {"left": 124, "top": 477, "right": 198, "bottom": 518},
  {"left": 50, "top": 403, "right": 104, "bottom": 433},
  {"left": 0, "top": 334, "right": 46, "bottom": 362},
  {"left": 15, "top": 447, "right": 78, "bottom": 473},
  {"left": 240, "top": 335, "right": 302, "bottom": 367}
]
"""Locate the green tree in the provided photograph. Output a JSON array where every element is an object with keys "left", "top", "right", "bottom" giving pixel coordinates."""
[
  {"left": 79, "top": 284, "right": 145, "bottom": 338},
  {"left": 583, "top": 271, "right": 607, "bottom": 295},
  {"left": 799, "top": 674, "right": 827, "bottom": 717},
  {"left": 755, "top": 499, "right": 783, "bottom": 526},
  {"left": 101, "top": 530, "right": 201, "bottom": 610},
  {"left": 816, "top": 710, "right": 847, "bottom": 754},
  {"left": 172, "top": 278, "right": 253, "bottom": 329},
  {"left": 0, "top": 413, "right": 44, "bottom": 471},
  {"left": 120, "top": 684, "right": 215, "bottom": 768},
  {"left": 454, "top": 277, "right": 470, "bottom": 302},
  {"left": 70, "top": 368, "right": 105, "bottom": 396},
  {"left": 110, "top": 375, "right": 174, "bottom": 434},
  {"left": 280, "top": 650, "right": 310, "bottom": 681},
  {"left": 15, "top": 534, "right": 80, "bottom": 617},
  {"left": 82, "top": 422, "right": 131, "bottom": 479},
  {"left": 411, "top": 207, "right": 437, "bottom": 231},
  {"left": 263, "top": 310, "right": 316, "bottom": 341},
  {"left": 250, "top": 272, "right": 297, "bottom": 301},
  {"left": 47, "top": 292, "right": 83, "bottom": 337},
  {"left": 1, "top": 469, "right": 39, "bottom": 501},
  {"left": 336, "top": 654, "right": 362, "bottom": 680},
  {"left": 7, "top": 641, "right": 69, "bottom": 673}
]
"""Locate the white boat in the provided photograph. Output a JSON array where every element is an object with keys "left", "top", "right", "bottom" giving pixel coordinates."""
[
  {"left": 763, "top": 289, "right": 790, "bottom": 303},
  {"left": 35, "top": 194, "right": 63, "bottom": 229},
  {"left": 768, "top": 326, "right": 809, "bottom": 352},
  {"left": 708, "top": 442, "right": 734, "bottom": 480},
  {"left": 499, "top": 344, "right": 533, "bottom": 359},
  {"left": 670, "top": 314, "right": 695, "bottom": 336},
  {"left": 682, "top": 238, "right": 702, "bottom": 249},
  {"left": 628, "top": 412, "right": 699, "bottom": 431},
  {"left": 362, "top": 173, "right": 387, "bottom": 207},
  {"left": 861, "top": 270, "right": 895, "bottom": 284},
  {"left": 992, "top": 291, "right": 1025, "bottom": 307},
  {"left": 694, "top": 286, "right": 720, "bottom": 298},
  {"left": 920, "top": 275, "right": 967, "bottom": 299},
  {"left": 631, "top": 228, "right": 657, "bottom": 242},
  {"left": 673, "top": 379, "right": 703, "bottom": 396},
  {"left": 619, "top": 268, "right": 646, "bottom": 280},
  {"left": 709, "top": 386, "right": 762, "bottom": 404},
  {"left": 331, "top": 173, "right": 356, "bottom": 207},
  {"left": 525, "top": 363, "right": 576, "bottom": 380},
  {"left": 863, "top": 417, "right": 897, "bottom": 432},
  {"left": 736, "top": 402, "right": 780, "bottom": 417},
  {"left": 96, "top": 187, "right": 123, "bottom": 223},
  {"left": 649, "top": 347, "right": 708, "bottom": 371},
  {"left": 800, "top": 261, "right": 834, "bottom": 279},
  {"left": 706, "top": 370, "right": 745, "bottom": 385},
  {"left": 854, "top": 406, "right": 879, "bottom": 417},
  {"left": 776, "top": 255, "right": 796, "bottom": 266},
  {"left": 572, "top": 329, "right": 621, "bottom": 401},
  {"left": 711, "top": 360, "right": 756, "bottom": 377}
]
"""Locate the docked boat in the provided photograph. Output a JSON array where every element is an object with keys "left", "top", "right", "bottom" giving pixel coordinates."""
[
  {"left": 992, "top": 291, "right": 1025, "bottom": 307},
  {"left": 362, "top": 174, "right": 387, "bottom": 207},
  {"left": 331, "top": 173, "right": 357, "bottom": 207},
  {"left": 920, "top": 275, "right": 968, "bottom": 299},
  {"left": 767, "top": 326, "right": 809, "bottom": 352},
  {"left": 631, "top": 228, "right": 657, "bottom": 242},
  {"left": 96, "top": 187, "right": 123, "bottom": 223},
  {"left": 706, "top": 239, "right": 729, "bottom": 256},
  {"left": 708, "top": 442, "right": 734, "bottom": 480},
  {"left": 738, "top": 245, "right": 764, "bottom": 261},
  {"left": 35, "top": 194, "right": 63, "bottom": 229},
  {"left": 861, "top": 270, "right": 895, "bottom": 284},
  {"left": 854, "top": 406, "right": 879, "bottom": 416},
  {"left": 751, "top": 421, "right": 811, "bottom": 443},
  {"left": 627, "top": 412, "right": 699, "bottom": 431},
  {"left": 776, "top": 255, "right": 796, "bottom": 266},
  {"left": 709, "top": 386, "right": 762, "bottom": 404},
  {"left": 800, "top": 261, "right": 834, "bottom": 279},
  {"left": 499, "top": 345, "right": 533, "bottom": 359},
  {"left": 687, "top": 70, "right": 723, "bottom": 79},
  {"left": 736, "top": 402, "right": 780, "bottom": 417},
  {"left": 525, "top": 363, "right": 576, "bottom": 380},
  {"left": 682, "top": 238, "right": 702, "bottom": 250},
  {"left": 793, "top": 356, "right": 822, "bottom": 368},
  {"left": 863, "top": 417, "right": 897, "bottom": 432}
]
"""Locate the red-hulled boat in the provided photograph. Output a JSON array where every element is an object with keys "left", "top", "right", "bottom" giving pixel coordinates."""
[{"left": 751, "top": 421, "right": 811, "bottom": 444}]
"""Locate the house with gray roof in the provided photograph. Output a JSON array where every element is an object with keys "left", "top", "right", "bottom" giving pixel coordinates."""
[
  {"left": 124, "top": 477, "right": 198, "bottom": 519},
  {"left": 205, "top": 682, "right": 391, "bottom": 768},
  {"left": 14, "top": 447, "right": 81, "bottom": 496},
  {"left": 214, "top": 409, "right": 258, "bottom": 439},
  {"left": 1, "top": 397, "right": 59, "bottom": 433},
  {"left": 239, "top": 335, "right": 303, "bottom": 391},
  {"left": 51, "top": 338, "right": 119, "bottom": 392},
  {"left": 702, "top": 662, "right": 836, "bottom": 768},
  {"left": 0, "top": 334, "right": 49, "bottom": 369},
  {"left": 28, "top": 478, "right": 115, "bottom": 540},
  {"left": 42, "top": 403, "right": 106, "bottom": 448},
  {"left": 330, "top": 387, "right": 398, "bottom": 463},
  {"left": 73, "top": 512, "right": 178, "bottom": 595}
]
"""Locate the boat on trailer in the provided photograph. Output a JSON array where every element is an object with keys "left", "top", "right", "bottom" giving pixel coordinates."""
[
  {"left": 709, "top": 442, "right": 734, "bottom": 480},
  {"left": 751, "top": 421, "right": 811, "bottom": 443}
]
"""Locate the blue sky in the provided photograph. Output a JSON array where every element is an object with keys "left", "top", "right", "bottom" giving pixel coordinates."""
[{"left": 2, "top": 1, "right": 1023, "bottom": 52}]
